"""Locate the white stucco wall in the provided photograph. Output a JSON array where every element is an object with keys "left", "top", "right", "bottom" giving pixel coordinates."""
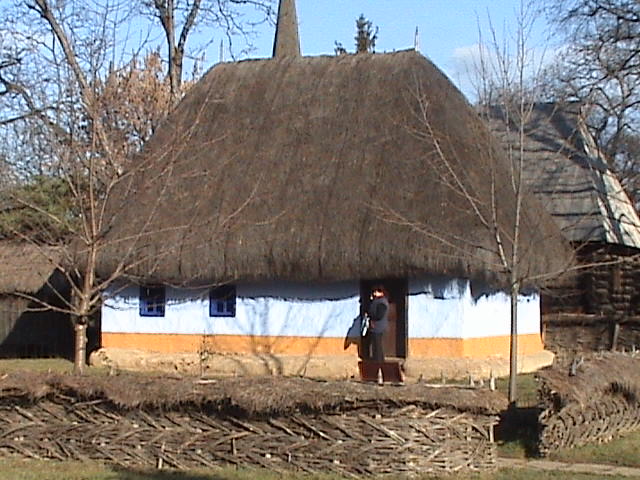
[
  {"left": 407, "top": 276, "right": 540, "bottom": 339},
  {"left": 102, "top": 276, "right": 541, "bottom": 340},
  {"left": 102, "top": 281, "right": 360, "bottom": 338}
]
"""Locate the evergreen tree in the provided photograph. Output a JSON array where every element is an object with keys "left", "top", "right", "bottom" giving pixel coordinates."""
[
  {"left": 334, "top": 14, "right": 379, "bottom": 55},
  {"left": 355, "top": 14, "right": 378, "bottom": 53}
]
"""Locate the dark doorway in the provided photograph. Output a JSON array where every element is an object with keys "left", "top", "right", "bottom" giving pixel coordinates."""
[{"left": 360, "top": 278, "right": 408, "bottom": 359}]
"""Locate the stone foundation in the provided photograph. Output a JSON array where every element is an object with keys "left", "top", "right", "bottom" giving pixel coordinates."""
[{"left": 90, "top": 348, "right": 554, "bottom": 381}]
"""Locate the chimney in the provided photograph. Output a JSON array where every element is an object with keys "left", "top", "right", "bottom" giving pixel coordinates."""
[{"left": 272, "top": 0, "right": 301, "bottom": 58}]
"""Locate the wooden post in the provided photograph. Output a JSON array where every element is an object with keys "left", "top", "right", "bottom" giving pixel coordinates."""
[{"left": 610, "top": 322, "right": 620, "bottom": 351}]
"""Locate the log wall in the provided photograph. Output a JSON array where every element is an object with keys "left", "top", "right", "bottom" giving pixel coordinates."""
[
  {"left": 544, "top": 244, "right": 640, "bottom": 317},
  {"left": 543, "top": 314, "right": 640, "bottom": 365},
  {"left": 542, "top": 244, "right": 640, "bottom": 365}
]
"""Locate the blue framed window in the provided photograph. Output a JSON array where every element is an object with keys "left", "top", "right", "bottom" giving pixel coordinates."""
[
  {"left": 139, "top": 286, "right": 166, "bottom": 317},
  {"left": 209, "top": 285, "right": 236, "bottom": 317}
]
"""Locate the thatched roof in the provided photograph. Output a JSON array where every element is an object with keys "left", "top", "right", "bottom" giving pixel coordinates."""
[
  {"left": 0, "top": 371, "right": 508, "bottom": 415},
  {"left": 96, "top": 51, "right": 569, "bottom": 287},
  {"left": 537, "top": 353, "right": 640, "bottom": 409},
  {"left": 0, "top": 242, "right": 60, "bottom": 294},
  {"left": 487, "top": 103, "right": 640, "bottom": 249}
]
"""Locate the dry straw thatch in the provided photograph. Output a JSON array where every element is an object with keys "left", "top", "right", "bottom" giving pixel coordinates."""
[
  {"left": 97, "top": 51, "right": 569, "bottom": 287},
  {"left": 537, "top": 353, "right": 640, "bottom": 454},
  {"left": 0, "top": 371, "right": 507, "bottom": 415},
  {"left": 537, "top": 352, "right": 640, "bottom": 408},
  {"left": 0, "top": 242, "right": 60, "bottom": 294}
]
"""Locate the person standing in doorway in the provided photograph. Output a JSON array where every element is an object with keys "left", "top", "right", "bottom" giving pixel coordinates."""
[{"left": 364, "top": 285, "right": 389, "bottom": 362}]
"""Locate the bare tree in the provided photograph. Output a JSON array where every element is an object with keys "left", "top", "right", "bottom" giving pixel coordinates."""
[
  {"left": 385, "top": 1, "right": 569, "bottom": 405},
  {"left": 6, "top": 1, "right": 160, "bottom": 373},
  {"left": 541, "top": 0, "right": 640, "bottom": 204},
  {"left": 140, "top": 0, "right": 275, "bottom": 100},
  {"left": 0, "top": 1, "right": 177, "bottom": 373},
  {"left": 473, "top": 3, "right": 580, "bottom": 405},
  {"left": 0, "top": 0, "right": 276, "bottom": 373},
  {"left": 472, "top": 2, "right": 640, "bottom": 401}
]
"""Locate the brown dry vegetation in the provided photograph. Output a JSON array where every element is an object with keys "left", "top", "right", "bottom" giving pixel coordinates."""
[
  {"left": 0, "top": 361, "right": 639, "bottom": 478},
  {"left": 537, "top": 353, "right": 640, "bottom": 407},
  {"left": 96, "top": 51, "right": 569, "bottom": 288},
  {"left": 0, "top": 371, "right": 507, "bottom": 415}
]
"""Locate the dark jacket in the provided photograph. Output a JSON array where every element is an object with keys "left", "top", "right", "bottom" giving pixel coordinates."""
[{"left": 368, "top": 296, "right": 389, "bottom": 334}]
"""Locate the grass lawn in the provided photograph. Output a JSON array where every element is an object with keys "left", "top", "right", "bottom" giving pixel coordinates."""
[
  {"left": 489, "top": 471, "right": 637, "bottom": 480},
  {"left": 496, "top": 406, "right": 540, "bottom": 459},
  {"left": 494, "top": 373, "right": 539, "bottom": 407},
  {"left": 493, "top": 373, "right": 541, "bottom": 459},
  {"left": 496, "top": 405, "right": 640, "bottom": 468},
  {"left": 0, "top": 358, "right": 78, "bottom": 374},
  {"left": 0, "top": 458, "right": 637, "bottom": 480}
]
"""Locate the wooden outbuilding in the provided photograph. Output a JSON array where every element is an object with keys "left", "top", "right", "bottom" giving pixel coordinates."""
[
  {"left": 0, "top": 242, "right": 73, "bottom": 358},
  {"left": 488, "top": 102, "right": 640, "bottom": 360}
]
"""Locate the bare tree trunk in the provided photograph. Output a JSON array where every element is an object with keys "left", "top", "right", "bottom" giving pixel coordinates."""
[
  {"left": 73, "top": 320, "right": 87, "bottom": 374},
  {"left": 72, "top": 243, "right": 98, "bottom": 374},
  {"left": 508, "top": 279, "right": 520, "bottom": 405},
  {"left": 152, "top": 0, "right": 201, "bottom": 102}
]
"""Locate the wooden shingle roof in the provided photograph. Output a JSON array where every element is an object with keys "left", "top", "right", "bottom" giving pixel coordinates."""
[{"left": 488, "top": 103, "right": 640, "bottom": 248}]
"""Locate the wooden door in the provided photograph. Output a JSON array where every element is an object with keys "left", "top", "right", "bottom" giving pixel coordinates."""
[{"left": 360, "top": 278, "right": 407, "bottom": 359}]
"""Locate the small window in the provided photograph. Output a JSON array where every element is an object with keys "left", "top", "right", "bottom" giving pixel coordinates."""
[
  {"left": 209, "top": 285, "right": 236, "bottom": 317},
  {"left": 140, "top": 286, "right": 166, "bottom": 317}
]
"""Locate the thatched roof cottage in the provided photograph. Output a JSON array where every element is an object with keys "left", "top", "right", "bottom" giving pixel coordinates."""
[{"left": 94, "top": 0, "right": 569, "bottom": 378}]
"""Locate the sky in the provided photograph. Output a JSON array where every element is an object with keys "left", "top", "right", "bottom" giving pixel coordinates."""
[
  {"left": 0, "top": 0, "right": 558, "bottom": 101},
  {"left": 224, "top": 0, "right": 556, "bottom": 99}
]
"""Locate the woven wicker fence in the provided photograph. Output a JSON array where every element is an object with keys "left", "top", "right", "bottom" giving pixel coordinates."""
[
  {"left": 537, "top": 353, "right": 640, "bottom": 455},
  {"left": 0, "top": 373, "right": 504, "bottom": 476}
]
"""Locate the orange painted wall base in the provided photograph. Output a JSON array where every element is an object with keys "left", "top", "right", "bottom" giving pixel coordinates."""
[{"left": 101, "top": 333, "right": 544, "bottom": 359}]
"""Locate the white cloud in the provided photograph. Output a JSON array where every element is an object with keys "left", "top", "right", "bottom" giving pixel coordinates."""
[{"left": 448, "top": 41, "right": 564, "bottom": 101}]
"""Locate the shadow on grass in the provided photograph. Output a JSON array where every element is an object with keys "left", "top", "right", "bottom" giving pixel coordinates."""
[
  {"left": 109, "top": 465, "right": 320, "bottom": 480},
  {"left": 495, "top": 405, "right": 541, "bottom": 458},
  {"left": 110, "top": 466, "right": 235, "bottom": 480}
]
